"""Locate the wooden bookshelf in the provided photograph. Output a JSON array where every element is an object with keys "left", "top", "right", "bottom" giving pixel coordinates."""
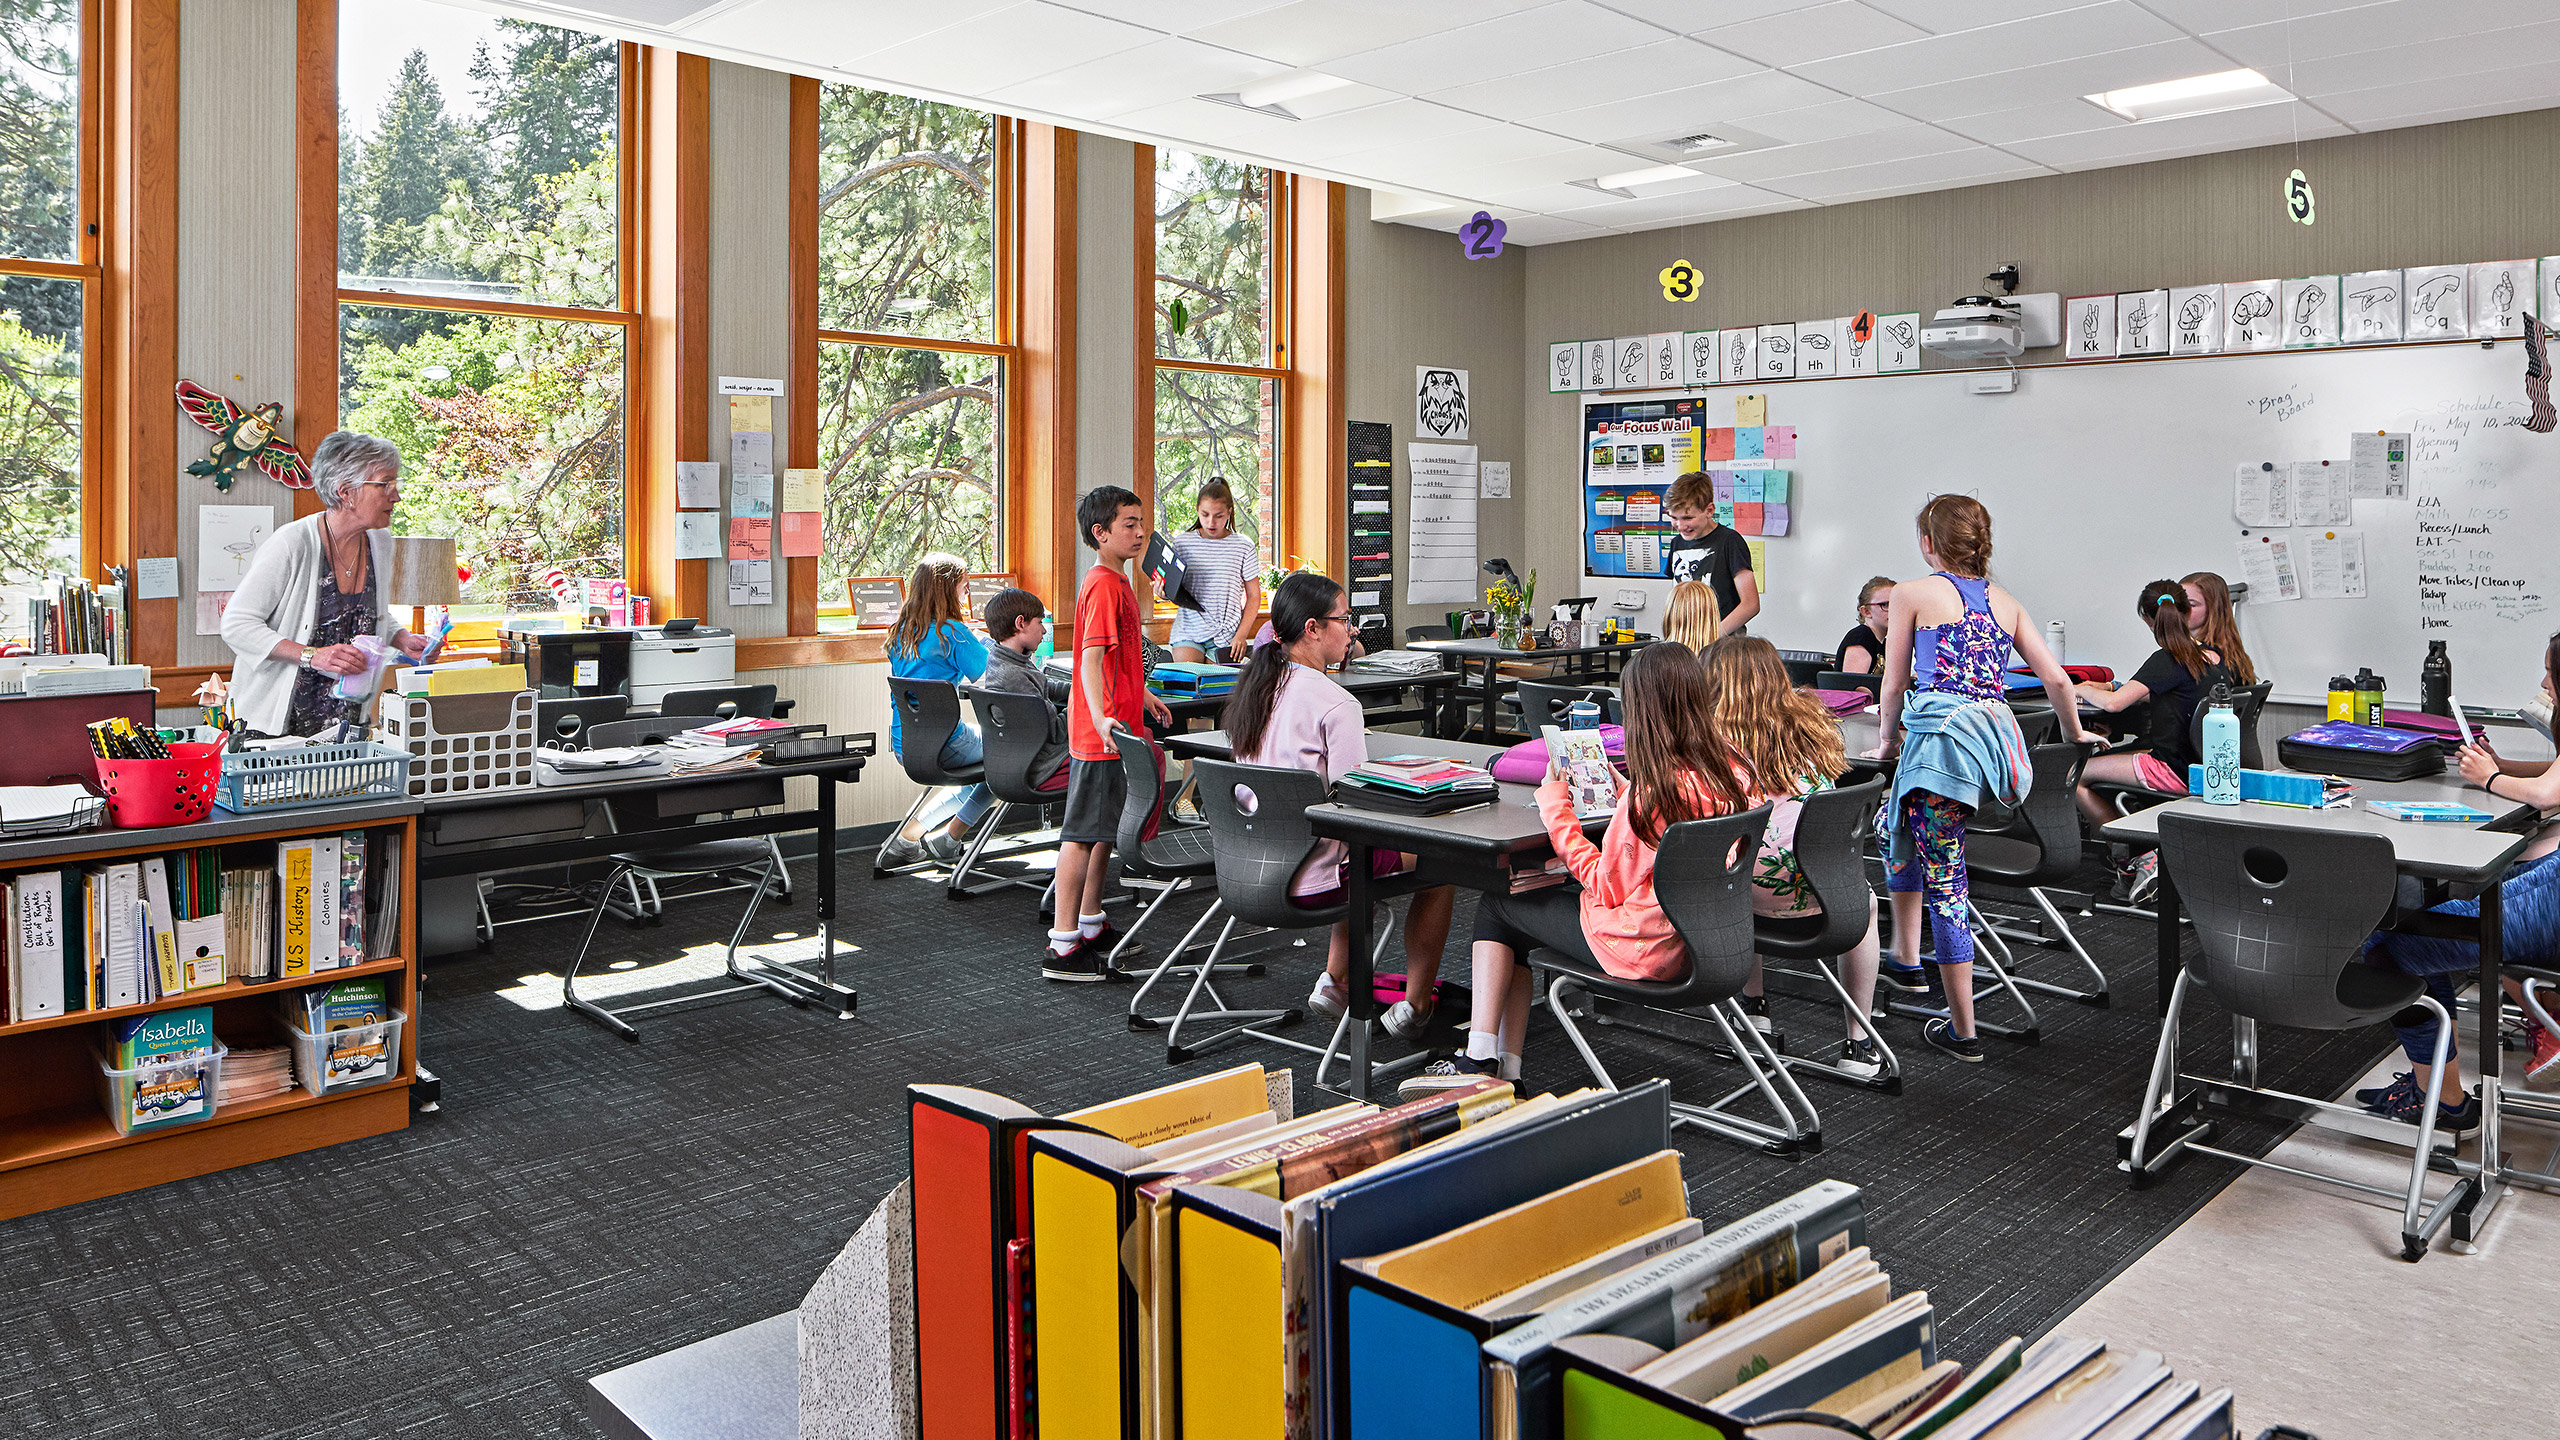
[{"left": 0, "top": 800, "right": 421, "bottom": 1221}]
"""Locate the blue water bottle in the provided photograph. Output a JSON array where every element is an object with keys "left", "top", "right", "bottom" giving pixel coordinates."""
[
  {"left": 2201, "top": 685, "right": 2242, "bottom": 805},
  {"left": 1566, "top": 698, "right": 1602, "bottom": 730},
  {"left": 1034, "top": 615, "right": 1055, "bottom": 664}
]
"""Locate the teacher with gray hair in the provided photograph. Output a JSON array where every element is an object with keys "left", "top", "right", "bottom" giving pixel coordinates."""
[{"left": 220, "top": 430, "right": 430, "bottom": 736}]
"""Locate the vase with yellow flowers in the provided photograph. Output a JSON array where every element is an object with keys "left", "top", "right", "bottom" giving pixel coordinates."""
[{"left": 1486, "top": 566, "right": 1537, "bottom": 650}]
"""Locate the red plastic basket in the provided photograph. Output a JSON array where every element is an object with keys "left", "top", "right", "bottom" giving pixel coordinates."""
[{"left": 94, "top": 741, "right": 222, "bottom": 828}]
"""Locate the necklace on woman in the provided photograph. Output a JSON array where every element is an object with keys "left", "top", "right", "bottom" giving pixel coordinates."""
[{"left": 323, "top": 514, "right": 364, "bottom": 591}]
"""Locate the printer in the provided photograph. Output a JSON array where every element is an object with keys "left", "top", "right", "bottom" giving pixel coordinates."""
[
  {"left": 499, "top": 620, "right": 632, "bottom": 700},
  {"left": 628, "top": 621, "right": 736, "bottom": 707}
]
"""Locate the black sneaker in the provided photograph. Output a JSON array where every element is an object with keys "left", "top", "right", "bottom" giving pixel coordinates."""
[
  {"left": 1041, "top": 941, "right": 1113, "bottom": 983},
  {"left": 2370, "top": 1081, "right": 2480, "bottom": 1137},
  {"left": 1922, "top": 1017, "right": 1983, "bottom": 1063},
  {"left": 1397, "top": 1054, "right": 1502, "bottom": 1100},
  {"left": 1878, "top": 960, "right": 1934, "bottom": 994},
  {"left": 2357, "top": 1071, "right": 2419, "bottom": 1110},
  {"left": 1837, "top": 1037, "right": 1883, "bottom": 1080},
  {"left": 1081, "top": 924, "right": 1144, "bottom": 962},
  {"left": 1739, "top": 993, "right": 1774, "bottom": 1033}
]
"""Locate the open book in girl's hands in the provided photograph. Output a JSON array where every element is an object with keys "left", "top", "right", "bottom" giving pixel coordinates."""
[{"left": 1542, "top": 725, "right": 1620, "bottom": 820}]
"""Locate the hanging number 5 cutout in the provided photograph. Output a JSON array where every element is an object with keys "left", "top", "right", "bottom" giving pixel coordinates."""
[
  {"left": 2286, "top": 168, "right": 2315, "bottom": 226},
  {"left": 1658, "top": 259, "right": 1702, "bottom": 302},
  {"left": 1460, "top": 210, "right": 1507, "bottom": 259}
]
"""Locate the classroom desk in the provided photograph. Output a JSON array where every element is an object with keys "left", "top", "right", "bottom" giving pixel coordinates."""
[
  {"left": 1155, "top": 665, "right": 1458, "bottom": 733},
  {"left": 2102, "top": 778, "right": 2535, "bottom": 1248},
  {"left": 1408, "top": 635, "right": 1647, "bottom": 742},
  {"left": 416, "top": 753, "right": 869, "bottom": 1022}
]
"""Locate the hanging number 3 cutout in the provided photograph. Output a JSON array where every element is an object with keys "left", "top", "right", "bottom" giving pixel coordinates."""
[
  {"left": 2286, "top": 169, "right": 2315, "bottom": 226},
  {"left": 1460, "top": 210, "right": 1507, "bottom": 259},
  {"left": 1659, "top": 259, "right": 1702, "bottom": 302}
]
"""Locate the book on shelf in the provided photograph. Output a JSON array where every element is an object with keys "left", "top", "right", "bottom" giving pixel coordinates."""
[
  {"left": 338, "top": 830, "right": 367, "bottom": 968},
  {"left": 309, "top": 836, "right": 341, "bottom": 972},
  {"left": 278, "top": 840, "right": 314, "bottom": 978},
  {"left": 104, "top": 1004, "right": 218, "bottom": 1133},
  {"left": 7, "top": 870, "right": 66, "bottom": 1021},
  {"left": 290, "top": 976, "right": 394, "bottom": 1087},
  {"left": 224, "top": 867, "right": 274, "bottom": 984}
]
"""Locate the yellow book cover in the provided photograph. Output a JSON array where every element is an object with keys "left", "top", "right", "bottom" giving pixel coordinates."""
[
  {"left": 1063, "top": 1062, "right": 1274, "bottom": 1150},
  {"left": 425, "top": 662, "right": 526, "bottom": 696},
  {"left": 1355, "top": 1149, "right": 1688, "bottom": 1314},
  {"left": 279, "top": 844, "right": 312, "bottom": 978}
]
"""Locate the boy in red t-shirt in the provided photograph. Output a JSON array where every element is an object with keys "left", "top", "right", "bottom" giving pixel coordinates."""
[{"left": 1047, "top": 485, "right": 1172, "bottom": 980}]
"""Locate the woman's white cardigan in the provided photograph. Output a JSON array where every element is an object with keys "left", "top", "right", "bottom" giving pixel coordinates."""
[{"left": 220, "top": 513, "right": 401, "bottom": 736}]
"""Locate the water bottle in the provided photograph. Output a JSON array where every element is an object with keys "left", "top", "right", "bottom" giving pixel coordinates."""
[
  {"left": 2354, "top": 669, "right": 2385, "bottom": 726},
  {"left": 1034, "top": 615, "right": 1055, "bottom": 663},
  {"left": 2202, "top": 685, "right": 2242, "bottom": 805},
  {"left": 2327, "top": 675, "right": 2357, "bottom": 722},
  {"left": 1567, "top": 698, "right": 1602, "bottom": 730},
  {"left": 2045, "top": 620, "right": 2066, "bottom": 666},
  {"left": 2421, "top": 641, "right": 2452, "bottom": 716}
]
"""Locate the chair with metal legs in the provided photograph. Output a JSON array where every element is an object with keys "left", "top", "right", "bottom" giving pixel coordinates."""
[
  {"left": 561, "top": 834, "right": 820, "bottom": 1041},
  {"left": 1539, "top": 806, "right": 1824, "bottom": 1156},
  {"left": 957, "top": 686, "right": 1069, "bottom": 897},
  {"left": 583, "top": 717, "right": 789, "bottom": 921},
  {"left": 885, "top": 678, "right": 1027, "bottom": 899},
  {"left": 1184, "top": 758, "right": 1436, "bottom": 1068},
  {"left": 1110, "top": 731, "right": 1266, "bottom": 1026},
  {"left": 1512, "top": 680, "right": 1621, "bottom": 731},
  {"left": 1962, "top": 743, "right": 2114, "bottom": 1009},
  {"left": 2494, "top": 961, "right": 2560, "bottom": 1192},
  {"left": 2122, "top": 811, "right": 2475, "bottom": 1261},
  {"left": 1753, "top": 776, "right": 1903, "bottom": 1094}
]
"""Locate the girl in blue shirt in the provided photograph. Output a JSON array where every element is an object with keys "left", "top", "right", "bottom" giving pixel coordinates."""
[{"left": 884, "top": 554, "right": 993, "bottom": 866}]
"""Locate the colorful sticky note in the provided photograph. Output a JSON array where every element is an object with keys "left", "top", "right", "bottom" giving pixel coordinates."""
[
  {"left": 1734, "top": 426, "right": 1765, "bottom": 459},
  {"left": 729, "top": 395, "right": 773, "bottom": 434},
  {"left": 1701, "top": 427, "right": 1735, "bottom": 461},
  {"left": 1761, "top": 470, "right": 1790, "bottom": 503},
  {"left": 1762, "top": 503, "right": 1791, "bottom": 536},
  {"left": 1767, "top": 425, "right": 1796, "bottom": 458},
  {"left": 1714, "top": 499, "right": 1737, "bottom": 526},
  {"left": 780, "top": 510, "right": 822, "bottom": 557},
  {"left": 1737, "top": 394, "right": 1767, "bottom": 426},
  {"left": 1746, "top": 539, "right": 1767, "bottom": 581},
  {"left": 1710, "top": 471, "right": 1735, "bottom": 502},
  {"left": 1734, "top": 503, "right": 1765, "bottom": 535},
  {"left": 782, "top": 467, "right": 825, "bottom": 512},
  {"left": 728, "top": 516, "right": 772, "bottom": 560},
  {"left": 1736, "top": 476, "right": 1765, "bottom": 504}
]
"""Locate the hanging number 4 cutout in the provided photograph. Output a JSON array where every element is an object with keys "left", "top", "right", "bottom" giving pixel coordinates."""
[
  {"left": 1659, "top": 259, "right": 1702, "bottom": 302},
  {"left": 1850, "top": 309, "right": 1876, "bottom": 344},
  {"left": 1460, "top": 210, "right": 1507, "bottom": 259},
  {"left": 2286, "top": 169, "right": 2315, "bottom": 226}
]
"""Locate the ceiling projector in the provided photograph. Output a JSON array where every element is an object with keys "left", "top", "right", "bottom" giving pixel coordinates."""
[{"left": 1921, "top": 290, "right": 2060, "bottom": 361}]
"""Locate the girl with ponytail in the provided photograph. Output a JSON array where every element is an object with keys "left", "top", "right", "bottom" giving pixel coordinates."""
[
  {"left": 2074, "top": 579, "right": 2241, "bottom": 848},
  {"left": 1224, "top": 572, "right": 1455, "bottom": 1039}
]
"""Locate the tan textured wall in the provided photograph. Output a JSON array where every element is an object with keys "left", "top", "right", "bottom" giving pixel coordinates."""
[
  {"left": 740, "top": 662, "right": 917, "bottom": 831},
  {"left": 1518, "top": 107, "right": 2560, "bottom": 591},
  {"left": 1077, "top": 130, "right": 1137, "bottom": 564},
  {"left": 1343, "top": 187, "right": 1528, "bottom": 622},
  {"left": 703, "top": 60, "right": 793, "bottom": 637}
]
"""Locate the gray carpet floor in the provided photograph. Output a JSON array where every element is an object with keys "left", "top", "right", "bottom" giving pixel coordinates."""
[{"left": 0, "top": 848, "right": 2395, "bottom": 1438}]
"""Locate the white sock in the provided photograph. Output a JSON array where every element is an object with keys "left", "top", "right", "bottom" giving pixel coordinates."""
[
  {"left": 1079, "top": 911, "right": 1107, "bottom": 939},
  {"left": 1464, "top": 1030, "right": 1502, "bottom": 1062},
  {"left": 1048, "top": 928, "right": 1082, "bottom": 957},
  {"left": 1501, "top": 1052, "right": 1523, "bottom": 1081}
]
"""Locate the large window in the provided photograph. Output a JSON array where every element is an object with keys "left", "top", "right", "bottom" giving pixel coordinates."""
[
  {"left": 0, "top": 0, "right": 88, "bottom": 642},
  {"left": 338, "top": 2, "right": 627, "bottom": 614},
  {"left": 1152, "top": 149, "right": 1282, "bottom": 572},
  {"left": 814, "top": 85, "right": 1006, "bottom": 594}
]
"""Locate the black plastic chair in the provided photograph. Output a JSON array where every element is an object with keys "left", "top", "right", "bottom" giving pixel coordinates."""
[
  {"left": 939, "top": 686, "right": 1067, "bottom": 906},
  {"left": 2087, "top": 680, "right": 2271, "bottom": 815},
  {"left": 2126, "top": 811, "right": 2470, "bottom": 1260},
  {"left": 1538, "top": 806, "right": 1822, "bottom": 1156},
  {"left": 538, "top": 694, "right": 629, "bottom": 749},
  {"left": 1782, "top": 654, "right": 1830, "bottom": 686},
  {"left": 658, "top": 684, "right": 782, "bottom": 720},
  {"left": 885, "top": 678, "right": 1009, "bottom": 896},
  {"left": 1753, "top": 776, "right": 1900, "bottom": 1093},
  {"left": 1112, "top": 731, "right": 1266, "bottom": 1026},
  {"left": 1187, "top": 758, "right": 1436, "bottom": 1071},
  {"left": 1512, "top": 680, "right": 1621, "bottom": 732},
  {"left": 1815, "top": 670, "right": 1881, "bottom": 696},
  {"left": 1963, "top": 743, "right": 2113, "bottom": 1012}
]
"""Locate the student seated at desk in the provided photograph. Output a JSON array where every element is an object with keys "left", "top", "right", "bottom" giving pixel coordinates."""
[
  {"left": 1228, "top": 573, "right": 1455, "bottom": 1040},
  {"left": 1661, "top": 581, "right": 1719, "bottom": 654},
  {"left": 1834, "top": 576, "right": 1895, "bottom": 674},
  {"left": 2362, "top": 641, "right": 2560, "bottom": 1116},
  {"left": 1702, "top": 637, "right": 1889, "bottom": 1079},
  {"left": 2180, "top": 570, "right": 2259, "bottom": 686},
  {"left": 1872, "top": 496, "right": 2088, "bottom": 1064},
  {"left": 1403, "top": 642, "right": 1752, "bottom": 1094},
  {"left": 979, "top": 588, "right": 1070, "bottom": 792},
  {"left": 883, "top": 554, "right": 993, "bottom": 867},
  {"left": 1664, "top": 471, "right": 1757, "bottom": 637},
  {"left": 2071, "top": 581, "right": 2240, "bottom": 896}
]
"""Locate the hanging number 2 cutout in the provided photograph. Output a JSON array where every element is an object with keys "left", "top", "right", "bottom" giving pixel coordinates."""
[
  {"left": 1460, "top": 210, "right": 1506, "bottom": 259},
  {"left": 2285, "top": 168, "right": 2315, "bottom": 226},
  {"left": 1659, "top": 259, "right": 1702, "bottom": 302}
]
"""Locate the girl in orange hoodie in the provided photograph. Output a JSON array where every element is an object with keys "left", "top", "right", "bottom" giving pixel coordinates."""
[{"left": 1403, "top": 642, "right": 1751, "bottom": 1092}]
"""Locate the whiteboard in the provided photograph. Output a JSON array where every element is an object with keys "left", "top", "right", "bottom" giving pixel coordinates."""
[{"left": 1583, "top": 342, "right": 2557, "bottom": 705}]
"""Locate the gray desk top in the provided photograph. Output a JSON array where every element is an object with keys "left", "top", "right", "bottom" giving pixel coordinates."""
[
  {"left": 422, "top": 752, "right": 865, "bottom": 813},
  {"left": 0, "top": 795, "right": 423, "bottom": 865},
  {"left": 1159, "top": 668, "right": 1451, "bottom": 716},
  {"left": 1410, "top": 636, "right": 1646, "bottom": 660},
  {"left": 2100, "top": 765, "right": 2535, "bottom": 882},
  {"left": 1168, "top": 730, "right": 1553, "bottom": 855}
]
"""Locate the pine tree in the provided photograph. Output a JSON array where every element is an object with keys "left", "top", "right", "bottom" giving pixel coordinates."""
[
  {"left": 351, "top": 49, "right": 484, "bottom": 282},
  {"left": 470, "top": 21, "right": 617, "bottom": 215}
]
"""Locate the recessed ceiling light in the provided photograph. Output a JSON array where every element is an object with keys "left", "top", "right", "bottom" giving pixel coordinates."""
[
  {"left": 1596, "top": 163, "right": 1700, "bottom": 190},
  {"left": 1669, "top": 132, "right": 1738, "bottom": 156},
  {"left": 2085, "top": 68, "right": 2292, "bottom": 123},
  {"left": 1238, "top": 70, "right": 1350, "bottom": 110}
]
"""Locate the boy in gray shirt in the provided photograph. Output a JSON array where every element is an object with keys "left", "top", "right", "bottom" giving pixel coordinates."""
[{"left": 979, "top": 588, "right": 1070, "bottom": 790}]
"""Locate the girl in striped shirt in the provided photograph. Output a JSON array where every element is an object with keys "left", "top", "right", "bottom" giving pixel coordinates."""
[{"left": 1164, "top": 478, "right": 1263, "bottom": 663}]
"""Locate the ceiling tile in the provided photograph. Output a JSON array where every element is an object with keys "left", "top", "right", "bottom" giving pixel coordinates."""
[
  {"left": 1477, "top": 179, "right": 1630, "bottom": 211},
  {"left": 1551, "top": 183, "right": 1812, "bottom": 224},
  {"left": 1858, "top": 0, "right": 2111, "bottom": 33},
  {"left": 1801, "top": 166, "right": 2056, "bottom": 205},
  {"left": 1762, "top": 146, "right": 2047, "bottom": 199},
  {"left": 1422, "top": 40, "right": 1760, "bottom": 123},
  {"left": 1110, "top": 95, "right": 1342, "bottom": 151},
  {"left": 1866, "top": 39, "right": 2231, "bottom": 122},
  {"left": 985, "top": 37, "right": 1286, "bottom": 121},
  {"left": 1179, "top": 0, "right": 1547, "bottom": 67},
  {"left": 2003, "top": 101, "right": 2349, "bottom": 167},
  {"left": 1791, "top": 0, "right": 2184, "bottom": 96},
  {"left": 2206, "top": 0, "right": 2560, "bottom": 62},
  {"left": 702, "top": 0, "right": 1016, "bottom": 60},
  {"left": 1402, "top": 148, "right": 1627, "bottom": 199},
  {"left": 1333, "top": 123, "right": 1590, "bottom": 175},
  {"left": 1533, "top": 68, "right": 1841, "bottom": 144},
  {"left": 856, "top": 2, "right": 1158, "bottom": 93},
  {"left": 1696, "top": 2, "right": 1930, "bottom": 68},
  {"left": 1054, "top": 0, "right": 1292, "bottom": 30},
  {"left": 1598, "top": 0, "right": 1834, "bottom": 29},
  {"left": 2281, "top": 20, "right": 2560, "bottom": 98},
  {"left": 1728, "top": 96, "right": 1913, "bottom": 144},
  {"left": 2316, "top": 55, "right": 2560, "bottom": 127},
  {"left": 1322, "top": 2, "right": 1680, "bottom": 95},
  {"left": 1259, "top": 97, "right": 1496, "bottom": 159},
  {"left": 1688, "top": 122, "right": 1976, "bottom": 183},
  {"left": 2132, "top": 0, "right": 2389, "bottom": 29},
  {"left": 1935, "top": 97, "right": 2122, "bottom": 145}
]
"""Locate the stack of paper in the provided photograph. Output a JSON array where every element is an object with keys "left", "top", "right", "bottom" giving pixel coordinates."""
[
  {"left": 0, "top": 785, "right": 102, "bottom": 836},
  {"left": 219, "top": 1042, "right": 294, "bottom": 1104},
  {"left": 1335, "top": 755, "right": 1497, "bottom": 814},
  {"left": 1352, "top": 649, "right": 1449, "bottom": 676},
  {"left": 1149, "top": 661, "right": 1239, "bottom": 698}
]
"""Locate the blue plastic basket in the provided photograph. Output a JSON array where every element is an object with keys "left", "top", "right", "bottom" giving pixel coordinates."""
[{"left": 216, "top": 741, "right": 414, "bottom": 815}]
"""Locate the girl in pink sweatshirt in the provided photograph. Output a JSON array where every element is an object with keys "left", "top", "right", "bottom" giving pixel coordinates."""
[{"left": 1404, "top": 642, "right": 1751, "bottom": 1091}]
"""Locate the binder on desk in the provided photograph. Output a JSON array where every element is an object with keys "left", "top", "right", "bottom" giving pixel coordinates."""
[{"left": 1313, "top": 1081, "right": 1672, "bottom": 1440}]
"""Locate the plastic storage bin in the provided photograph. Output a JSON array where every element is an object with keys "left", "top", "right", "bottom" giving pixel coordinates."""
[
  {"left": 94, "top": 1041, "right": 229, "bottom": 1136},
  {"left": 375, "top": 689, "right": 535, "bottom": 798},
  {"left": 217, "top": 740, "right": 414, "bottom": 814},
  {"left": 282, "top": 1009, "right": 406, "bottom": 1096},
  {"left": 94, "top": 740, "right": 223, "bottom": 827}
]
